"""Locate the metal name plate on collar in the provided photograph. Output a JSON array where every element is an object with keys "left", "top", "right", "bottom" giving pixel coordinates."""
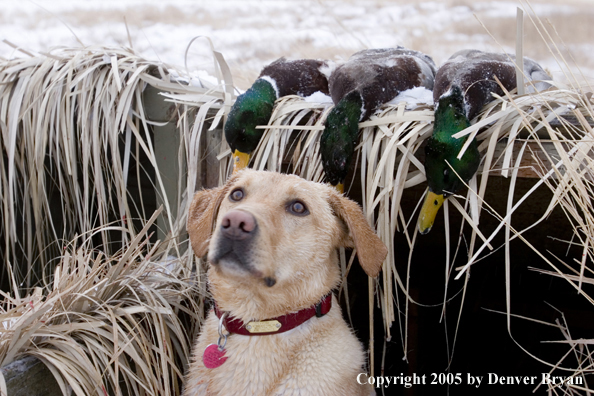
[{"left": 245, "top": 320, "right": 282, "bottom": 333}]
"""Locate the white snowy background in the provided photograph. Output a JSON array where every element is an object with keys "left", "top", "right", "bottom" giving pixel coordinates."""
[{"left": 1, "top": 0, "right": 593, "bottom": 89}]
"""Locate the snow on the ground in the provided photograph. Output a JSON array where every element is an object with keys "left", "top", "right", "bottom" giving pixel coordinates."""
[{"left": 1, "top": 1, "right": 593, "bottom": 89}]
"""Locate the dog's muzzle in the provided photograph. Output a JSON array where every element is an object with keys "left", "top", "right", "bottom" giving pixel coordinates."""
[{"left": 210, "top": 210, "right": 259, "bottom": 270}]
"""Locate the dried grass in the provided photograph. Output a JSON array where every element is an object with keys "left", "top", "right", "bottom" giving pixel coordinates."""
[
  {"left": 0, "top": 210, "right": 202, "bottom": 395},
  {"left": 0, "top": 43, "right": 232, "bottom": 292}
]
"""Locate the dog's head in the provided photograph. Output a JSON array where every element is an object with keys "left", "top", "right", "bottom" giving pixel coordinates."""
[{"left": 187, "top": 170, "right": 387, "bottom": 319}]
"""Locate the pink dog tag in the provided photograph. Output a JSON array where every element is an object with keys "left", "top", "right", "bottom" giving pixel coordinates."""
[{"left": 203, "top": 344, "right": 228, "bottom": 369}]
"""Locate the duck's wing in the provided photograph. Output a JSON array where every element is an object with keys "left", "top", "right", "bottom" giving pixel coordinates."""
[
  {"left": 523, "top": 57, "right": 552, "bottom": 92},
  {"left": 259, "top": 58, "right": 333, "bottom": 98},
  {"left": 329, "top": 47, "right": 436, "bottom": 119},
  {"left": 435, "top": 50, "right": 553, "bottom": 110},
  {"left": 456, "top": 51, "right": 552, "bottom": 92}
]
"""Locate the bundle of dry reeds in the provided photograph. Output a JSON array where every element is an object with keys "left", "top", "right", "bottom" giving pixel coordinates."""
[
  {"left": 0, "top": 43, "right": 232, "bottom": 292},
  {"left": 0, "top": 210, "right": 201, "bottom": 395}
]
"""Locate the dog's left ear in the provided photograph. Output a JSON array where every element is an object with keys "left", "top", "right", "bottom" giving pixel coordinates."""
[
  {"left": 329, "top": 193, "right": 387, "bottom": 278},
  {"left": 187, "top": 180, "right": 234, "bottom": 258}
]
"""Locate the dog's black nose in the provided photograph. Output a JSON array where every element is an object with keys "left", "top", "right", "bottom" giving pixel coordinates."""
[{"left": 221, "top": 210, "right": 256, "bottom": 240}]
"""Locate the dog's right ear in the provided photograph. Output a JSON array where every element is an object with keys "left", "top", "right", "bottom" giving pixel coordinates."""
[{"left": 187, "top": 183, "right": 232, "bottom": 257}]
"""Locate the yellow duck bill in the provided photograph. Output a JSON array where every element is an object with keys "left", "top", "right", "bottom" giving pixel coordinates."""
[
  {"left": 232, "top": 150, "right": 251, "bottom": 174},
  {"left": 418, "top": 191, "right": 445, "bottom": 235}
]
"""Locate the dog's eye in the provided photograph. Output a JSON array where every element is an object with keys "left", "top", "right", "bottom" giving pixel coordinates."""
[
  {"left": 287, "top": 200, "right": 309, "bottom": 216},
  {"left": 229, "top": 188, "right": 244, "bottom": 202}
]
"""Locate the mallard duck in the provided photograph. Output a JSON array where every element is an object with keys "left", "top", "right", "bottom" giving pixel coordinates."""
[
  {"left": 418, "top": 49, "right": 552, "bottom": 234},
  {"left": 225, "top": 58, "right": 333, "bottom": 173},
  {"left": 321, "top": 47, "right": 436, "bottom": 192}
]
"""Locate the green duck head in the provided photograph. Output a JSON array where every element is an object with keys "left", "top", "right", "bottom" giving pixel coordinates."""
[
  {"left": 418, "top": 85, "right": 481, "bottom": 234},
  {"left": 320, "top": 90, "right": 363, "bottom": 189},
  {"left": 224, "top": 78, "right": 277, "bottom": 164}
]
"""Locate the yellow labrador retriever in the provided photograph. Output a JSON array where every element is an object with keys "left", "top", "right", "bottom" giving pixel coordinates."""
[{"left": 183, "top": 169, "right": 386, "bottom": 396}]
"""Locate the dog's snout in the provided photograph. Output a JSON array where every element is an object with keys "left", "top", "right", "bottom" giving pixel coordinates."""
[{"left": 221, "top": 210, "right": 256, "bottom": 240}]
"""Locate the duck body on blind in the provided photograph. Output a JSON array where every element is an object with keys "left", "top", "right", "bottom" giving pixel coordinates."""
[
  {"left": 418, "top": 49, "right": 552, "bottom": 234},
  {"left": 321, "top": 47, "right": 437, "bottom": 192},
  {"left": 225, "top": 58, "right": 334, "bottom": 173}
]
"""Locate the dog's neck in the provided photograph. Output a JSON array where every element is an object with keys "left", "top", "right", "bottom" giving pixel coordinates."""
[{"left": 208, "top": 265, "right": 339, "bottom": 323}]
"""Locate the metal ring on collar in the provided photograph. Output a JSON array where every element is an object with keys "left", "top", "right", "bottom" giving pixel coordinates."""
[
  {"left": 217, "top": 312, "right": 229, "bottom": 351},
  {"left": 218, "top": 312, "right": 229, "bottom": 338}
]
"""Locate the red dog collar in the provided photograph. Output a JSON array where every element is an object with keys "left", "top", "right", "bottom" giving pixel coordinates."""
[{"left": 214, "top": 294, "right": 332, "bottom": 336}]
